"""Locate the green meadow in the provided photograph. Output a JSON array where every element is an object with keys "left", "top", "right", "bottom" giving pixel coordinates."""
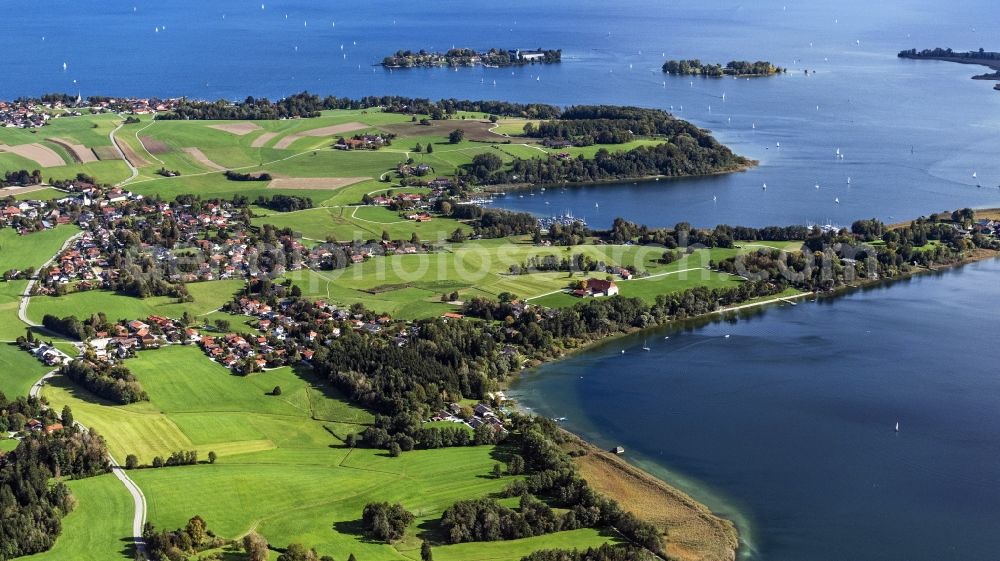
[
  {"left": 22, "top": 474, "right": 134, "bottom": 561},
  {"left": 0, "top": 225, "right": 80, "bottom": 273},
  {"left": 41, "top": 344, "right": 618, "bottom": 560},
  {"left": 27, "top": 279, "right": 244, "bottom": 325}
]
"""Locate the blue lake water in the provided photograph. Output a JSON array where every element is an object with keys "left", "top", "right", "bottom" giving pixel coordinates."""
[
  {"left": 511, "top": 260, "right": 1000, "bottom": 561},
  {"left": 4, "top": 1, "right": 1000, "bottom": 559},
  {"left": 4, "top": 0, "right": 1000, "bottom": 227}
]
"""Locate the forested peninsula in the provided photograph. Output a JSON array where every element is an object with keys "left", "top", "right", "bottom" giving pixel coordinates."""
[
  {"left": 898, "top": 48, "right": 1000, "bottom": 91},
  {"left": 898, "top": 48, "right": 1000, "bottom": 71}
]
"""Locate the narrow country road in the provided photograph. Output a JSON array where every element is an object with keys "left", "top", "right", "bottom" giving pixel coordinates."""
[
  {"left": 18, "top": 232, "right": 83, "bottom": 327},
  {"left": 109, "top": 122, "right": 139, "bottom": 184},
  {"left": 29, "top": 369, "right": 148, "bottom": 558},
  {"left": 20, "top": 230, "right": 148, "bottom": 557}
]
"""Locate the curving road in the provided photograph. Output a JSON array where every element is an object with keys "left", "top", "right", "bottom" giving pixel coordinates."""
[
  {"left": 21, "top": 231, "right": 147, "bottom": 557},
  {"left": 29, "top": 369, "right": 148, "bottom": 558},
  {"left": 18, "top": 231, "right": 83, "bottom": 327},
  {"left": 109, "top": 122, "right": 139, "bottom": 184}
]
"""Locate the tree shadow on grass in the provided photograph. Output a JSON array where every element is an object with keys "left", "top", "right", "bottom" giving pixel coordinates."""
[
  {"left": 489, "top": 442, "right": 518, "bottom": 464},
  {"left": 332, "top": 518, "right": 385, "bottom": 544},
  {"left": 289, "top": 363, "right": 374, "bottom": 426},
  {"left": 118, "top": 537, "right": 137, "bottom": 560},
  {"left": 46, "top": 372, "right": 124, "bottom": 408},
  {"left": 415, "top": 517, "right": 449, "bottom": 545}
]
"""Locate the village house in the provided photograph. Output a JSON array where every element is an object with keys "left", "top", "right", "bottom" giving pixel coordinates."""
[{"left": 573, "top": 278, "right": 620, "bottom": 298}]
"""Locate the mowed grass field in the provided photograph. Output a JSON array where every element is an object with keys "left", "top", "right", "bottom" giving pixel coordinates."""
[
  {"left": 0, "top": 225, "right": 80, "bottom": 272},
  {"left": 41, "top": 344, "right": 617, "bottom": 560},
  {"left": 0, "top": 342, "right": 51, "bottom": 398},
  {"left": 27, "top": 279, "right": 244, "bottom": 325},
  {"left": 22, "top": 474, "right": 134, "bottom": 561}
]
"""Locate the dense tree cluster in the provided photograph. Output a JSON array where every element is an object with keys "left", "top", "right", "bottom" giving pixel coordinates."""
[
  {"left": 224, "top": 170, "right": 272, "bottom": 182},
  {"left": 311, "top": 316, "right": 523, "bottom": 421},
  {"left": 277, "top": 543, "right": 331, "bottom": 561},
  {"left": 143, "top": 516, "right": 227, "bottom": 561},
  {"left": 1, "top": 169, "right": 43, "bottom": 187},
  {"left": 0, "top": 425, "right": 110, "bottom": 559},
  {"left": 444, "top": 204, "right": 538, "bottom": 238},
  {"left": 41, "top": 314, "right": 92, "bottom": 340},
  {"left": 60, "top": 360, "right": 148, "bottom": 404},
  {"left": 441, "top": 494, "right": 563, "bottom": 543},
  {"left": 508, "top": 253, "right": 604, "bottom": 275},
  {"left": 255, "top": 194, "right": 313, "bottom": 212},
  {"left": 361, "top": 502, "right": 414, "bottom": 542},
  {"left": 543, "top": 221, "right": 591, "bottom": 246},
  {"left": 662, "top": 59, "right": 784, "bottom": 76},
  {"left": 148, "top": 450, "right": 198, "bottom": 468},
  {"left": 437, "top": 417, "right": 663, "bottom": 554},
  {"left": 898, "top": 47, "right": 1000, "bottom": 62}
]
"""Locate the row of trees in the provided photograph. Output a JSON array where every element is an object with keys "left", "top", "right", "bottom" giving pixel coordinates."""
[
  {"left": 898, "top": 47, "right": 1000, "bottom": 61},
  {"left": 224, "top": 170, "right": 272, "bottom": 182},
  {"left": 521, "top": 545, "right": 658, "bottom": 561},
  {"left": 508, "top": 253, "right": 606, "bottom": 275},
  {"left": 41, "top": 314, "right": 94, "bottom": 340},
  {"left": 255, "top": 194, "right": 313, "bottom": 212},
  {"left": 1, "top": 169, "right": 43, "bottom": 187},
  {"left": 607, "top": 217, "right": 810, "bottom": 247},
  {"left": 156, "top": 92, "right": 562, "bottom": 121}
]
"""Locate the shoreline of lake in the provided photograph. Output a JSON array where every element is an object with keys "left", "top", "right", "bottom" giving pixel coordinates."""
[
  {"left": 482, "top": 161, "right": 758, "bottom": 197},
  {"left": 507, "top": 230, "right": 1000, "bottom": 560}
]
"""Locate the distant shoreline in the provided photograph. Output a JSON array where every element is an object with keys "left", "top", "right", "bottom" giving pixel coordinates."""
[
  {"left": 900, "top": 54, "right": 1000, "bottom": 72},
  {"left": 898, "top": 50, "right": 1000, "bottom": 91}
]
